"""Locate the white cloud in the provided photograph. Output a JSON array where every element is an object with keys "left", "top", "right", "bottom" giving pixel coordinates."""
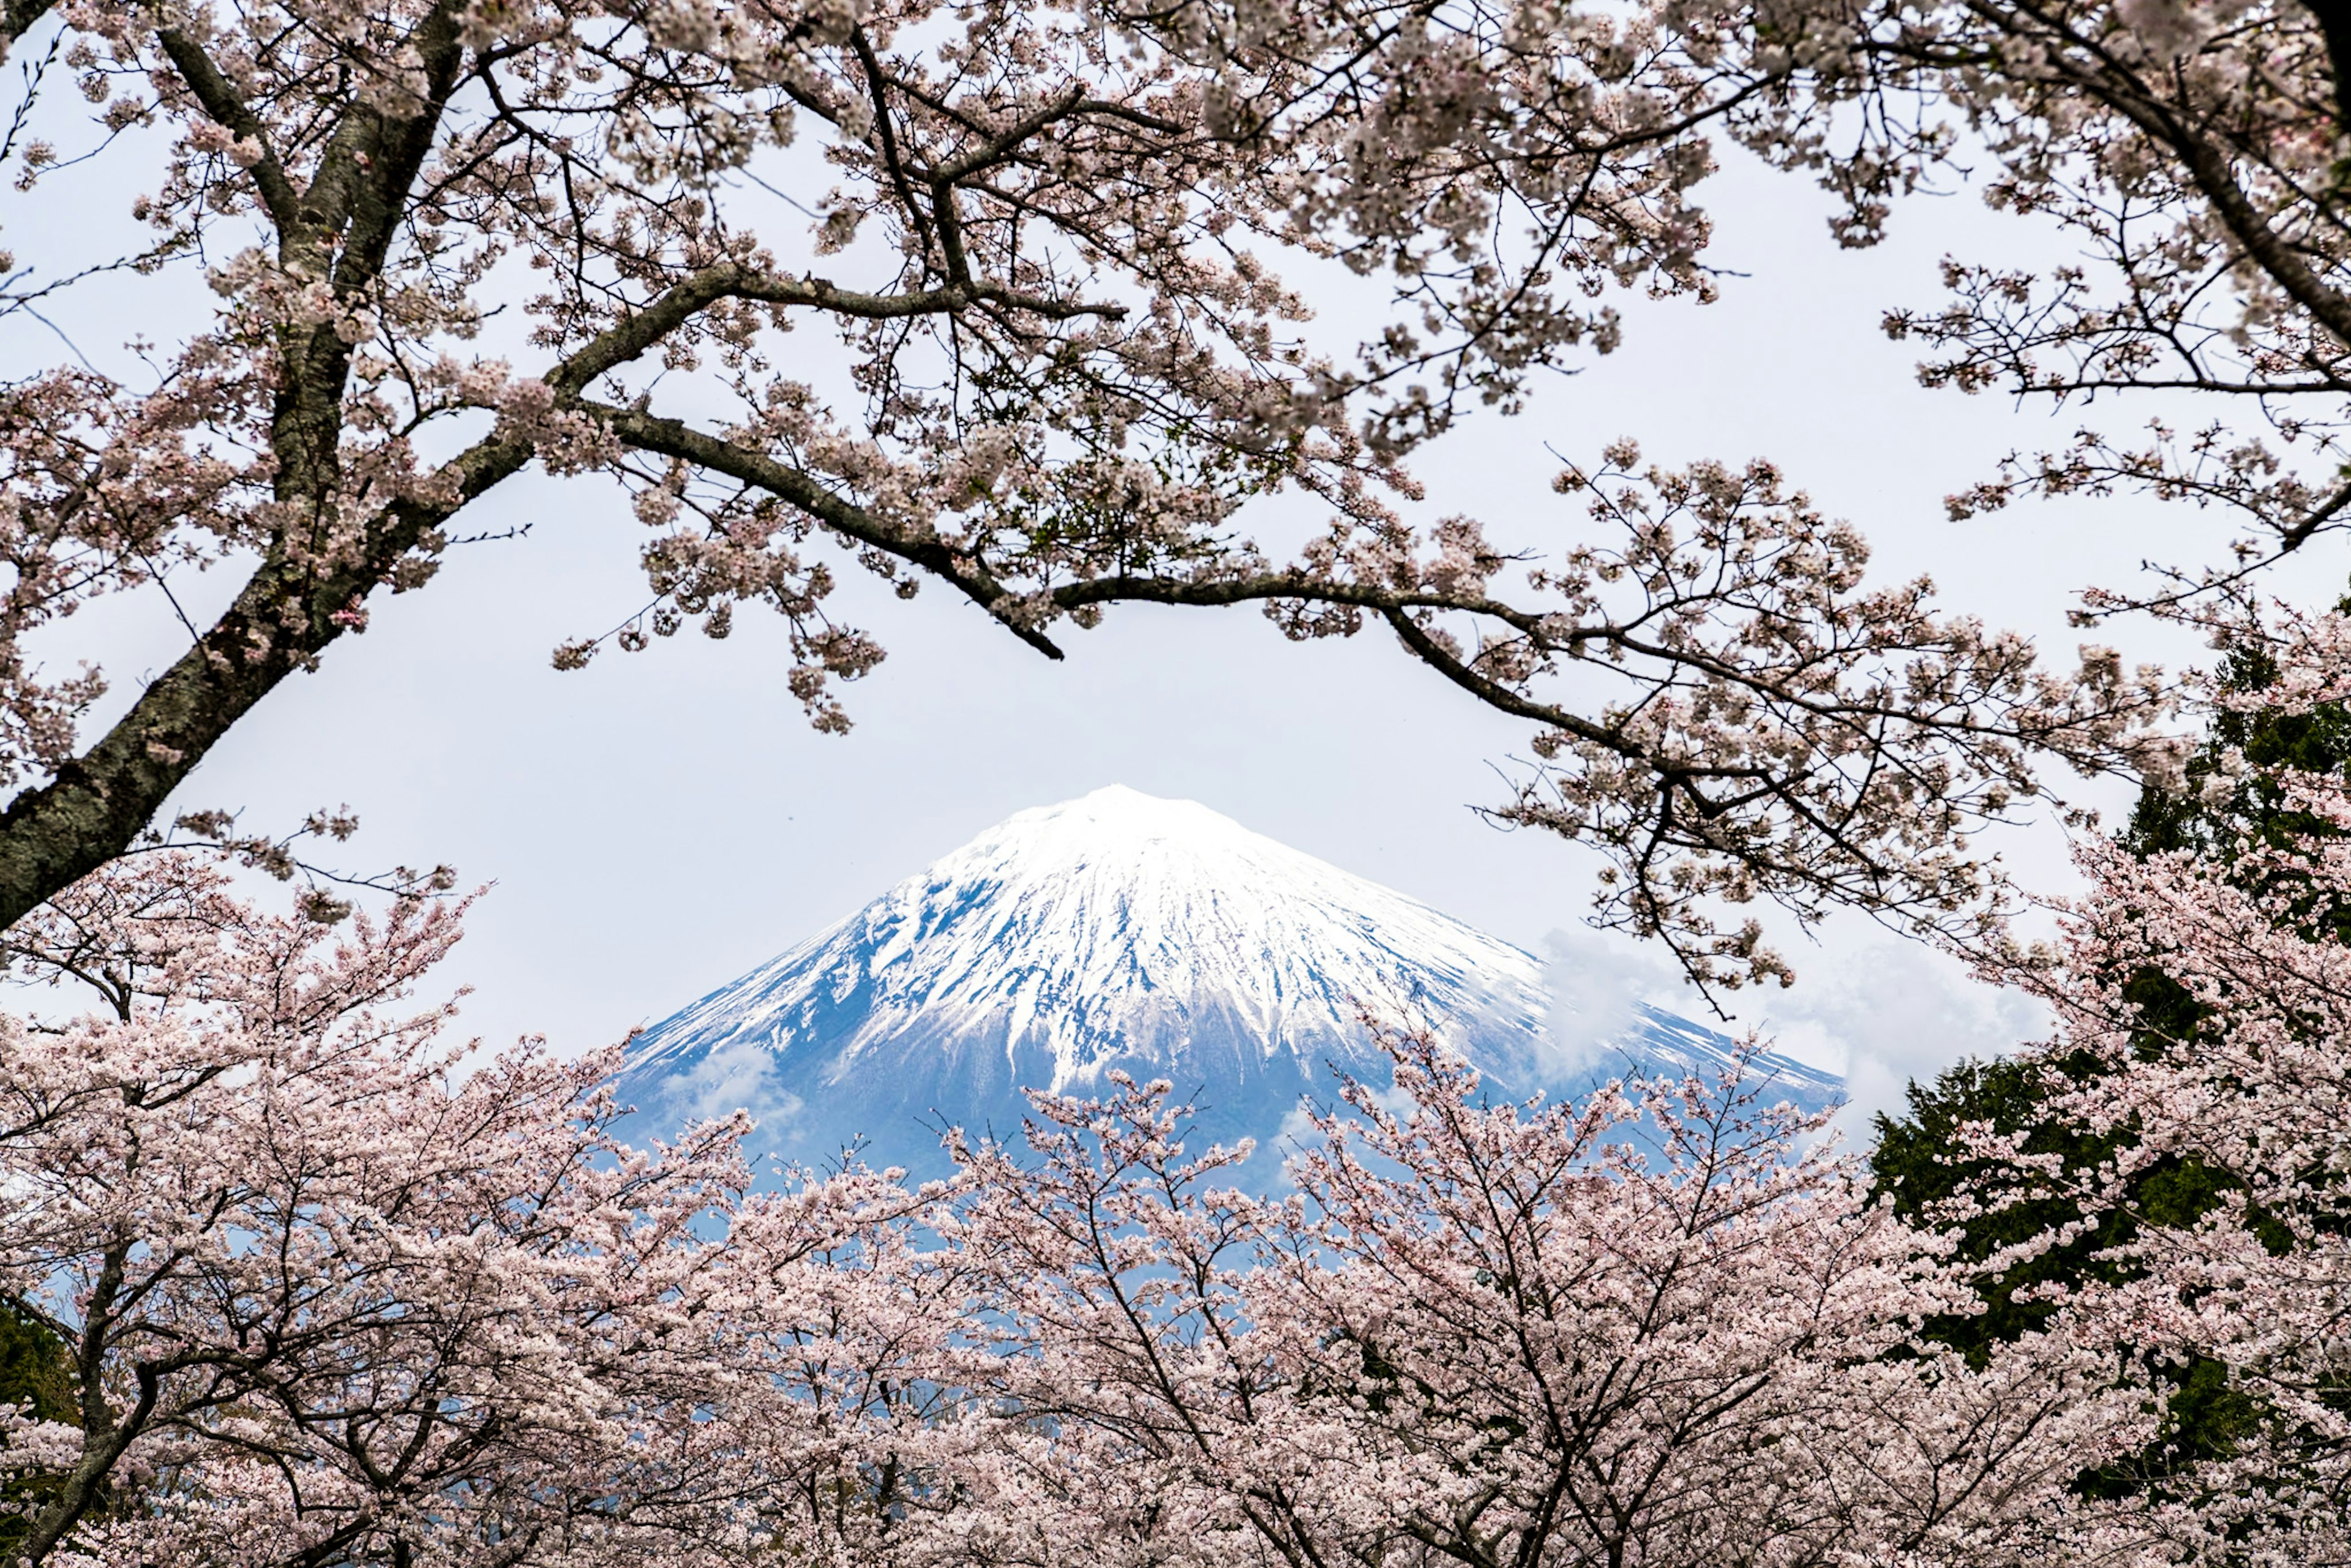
[
  {"left": 1537, "top": 925, "right": 1687, "bottom": 1071},
  {"left": 1749, "top": 939, "right": 2050, "bottom": 1137},
  {"left": 1540, "top": 920, "right": 2051, "bottom": 1142}
]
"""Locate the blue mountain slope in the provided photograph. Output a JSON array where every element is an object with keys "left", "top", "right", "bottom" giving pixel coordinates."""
[{"left": 615, "top": 787, "right": 1841, "bottom": 1176}]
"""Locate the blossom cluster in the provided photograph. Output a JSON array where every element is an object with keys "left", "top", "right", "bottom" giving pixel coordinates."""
[
  {"left": 1749, "top": 0, "right": 2351, "bottom": 604},
  {"left": 0, "top": 0, "right": 2184, "bottom": 984},
  {"left": 1940, "top": 623, "right": 2351, "bottom": 1559},
  {"left": 0, "top": 853, "right": 2164, "bottom": 1568}
]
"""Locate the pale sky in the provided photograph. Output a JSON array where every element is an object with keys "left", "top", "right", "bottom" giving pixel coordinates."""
[{"left": 5, "top": 86, "right": 2320, "bottom": 1125}]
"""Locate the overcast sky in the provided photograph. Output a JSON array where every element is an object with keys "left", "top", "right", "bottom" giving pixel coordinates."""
[{"left": 7, "top": 94, "right": 2323, "bottom": 1124}]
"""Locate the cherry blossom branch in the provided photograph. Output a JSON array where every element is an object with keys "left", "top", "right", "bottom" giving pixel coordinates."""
[
  {"left": 576, "top": 396, "right": 2176, "bottom": 986},
  {"left": 588, "top": 399, "right": 1070, "bottom": 659},
  {"left": 0, "top": 430, "right": 529, "bottom": 934},
  {"left": 149, "top": 27, "right": 301, "bottom": 228},
  {"left": 0, "top": 0, "right": 2197, "bottom": 995},
  {"left": 1776, "top": 0, "right": 2351, "bottom": 598}
]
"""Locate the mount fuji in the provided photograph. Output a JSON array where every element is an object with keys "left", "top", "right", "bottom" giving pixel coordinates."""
[{"left": 614, "top": 786, "right": 1842, "bottom": 1173}]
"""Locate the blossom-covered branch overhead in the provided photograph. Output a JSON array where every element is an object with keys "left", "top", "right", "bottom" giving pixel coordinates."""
[{"left": 0, "top": 0, "right": 2184, "bottom": 983}]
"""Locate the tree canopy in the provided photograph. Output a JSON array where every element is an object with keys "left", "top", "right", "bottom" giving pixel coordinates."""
[{"left": 0, "top": 0, "right": 2281, "bottom": 988}]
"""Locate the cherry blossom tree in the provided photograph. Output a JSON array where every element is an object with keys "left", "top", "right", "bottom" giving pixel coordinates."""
[
  {"left": 0, "top": 0, "right": 2180, "bottom": 990},
  {"left": 0, "top": 852, "right": 961, "bottom": 1568},
  {"left": 937, "top": 1036, "right": 2154, "bottom": 1568},
  {"left": 1914, "top": 609, "right": 2351, "bottom": 1561},
  {"left": 0, "top": 844, "right": 2193, "bottom": 1567}
]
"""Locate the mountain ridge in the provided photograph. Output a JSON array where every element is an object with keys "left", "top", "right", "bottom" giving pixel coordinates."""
[{"left": 616, "top": 786, "right": 1842, "bottom": 1170}]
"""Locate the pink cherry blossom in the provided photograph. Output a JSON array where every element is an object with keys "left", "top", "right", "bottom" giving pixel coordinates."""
[
  {"left": 0, "top": 0, "right": 2177, "bottom": 989},
  {"left": 0, "top": 852, "right": 940, "bottom": 1568},
  {"left": 934, "top": 1033, "right": 2155, "bottom": 1568},
  {"left": 0, "top": 853, "right": 2170, "bottom": 1567}
]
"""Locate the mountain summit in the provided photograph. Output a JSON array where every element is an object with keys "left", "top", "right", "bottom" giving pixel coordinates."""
[{"left": 616, "top": 786, "right": 1839, "bottom": 1169}]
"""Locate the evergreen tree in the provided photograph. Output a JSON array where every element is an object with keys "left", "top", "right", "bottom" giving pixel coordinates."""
[
  {"left": 0, "top": 1297, "right": 76, "bottom": 1559},
  {"left": 1870, "top": 632, "right": 2351, "bottom": 1486}
]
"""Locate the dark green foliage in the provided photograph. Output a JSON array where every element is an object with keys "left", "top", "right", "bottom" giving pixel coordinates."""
[
  {"left": 1870, "top": 625, "right": 2351, "bottom": 1494},
  {"left": 2122, "top": 642, "right": 2351, "bottom": 872},
  {"left": 1870, "top": 1061, "right": 2262, "bottom": 1488},
  {"left": 1872, "top": 1054, "right": 2121, "bottom": 1359},
  {"left": 0, "top": 1297, "right": 76, "bottom": 1557}
]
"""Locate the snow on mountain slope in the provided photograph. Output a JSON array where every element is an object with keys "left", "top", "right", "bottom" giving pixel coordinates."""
[
  {"left": 1603, "top": 1005, "right": 1845, "bottom": 1110},
  {"left": 615, "top": 786, "right": 1840, "bottom": 1171}
]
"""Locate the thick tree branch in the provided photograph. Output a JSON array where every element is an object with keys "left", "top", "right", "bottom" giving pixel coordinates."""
[
  {"left": 1376, "top": 606, "right": 1643, "bottom": 761},
  {"left": 0, "top": 6, "right": 498, "bottom": 942},
  {"left": 152, "top": 28, "right": 302, "bottom": 230},
  {"left": 587, "top": 400, "right": 1068, "bottom": 658},
  {"left": 0, "top": 435, "right": 530, "bottom": 934}
]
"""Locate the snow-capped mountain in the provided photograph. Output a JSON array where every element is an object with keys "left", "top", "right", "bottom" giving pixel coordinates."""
[{"left": 615, "top": 786, "right": 1840, "bottom": 1172}]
